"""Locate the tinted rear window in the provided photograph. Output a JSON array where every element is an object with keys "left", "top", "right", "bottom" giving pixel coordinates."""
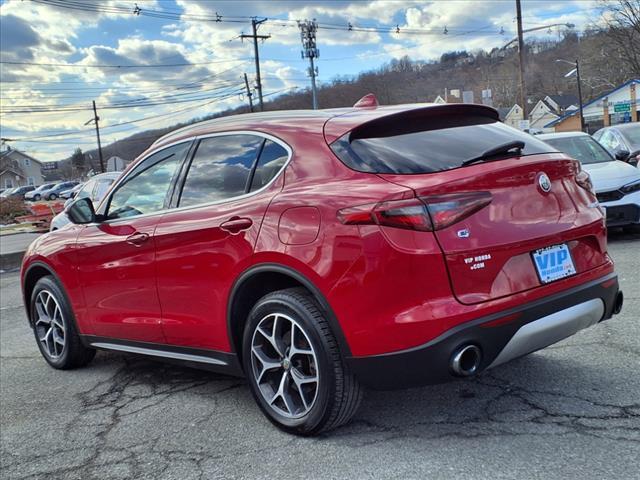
[{"left": 330, "top": 115, "right": 556, "bottom": 174}]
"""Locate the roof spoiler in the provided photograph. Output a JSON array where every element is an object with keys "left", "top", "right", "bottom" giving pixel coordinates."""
[{"left": 325, "top": 103, "right": 500, "bottom": 143}]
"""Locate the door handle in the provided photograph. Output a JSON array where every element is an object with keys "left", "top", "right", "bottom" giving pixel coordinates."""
[
  {"left": 220, "top": 217, "right": 253, "bottom": 234},
  {"left": 126, "top": 232, "right": 149, "bottom": 246}
]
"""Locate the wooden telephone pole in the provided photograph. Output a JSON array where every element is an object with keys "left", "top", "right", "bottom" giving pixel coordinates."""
[{"left": 240, "top": 19, "right": 270, "bottom": 111}]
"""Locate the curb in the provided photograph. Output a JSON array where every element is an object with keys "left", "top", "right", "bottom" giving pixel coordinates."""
[{"left": 0, "top": 251, "right": 25, "bottom": 272}]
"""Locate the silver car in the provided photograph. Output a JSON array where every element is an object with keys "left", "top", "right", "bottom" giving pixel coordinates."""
[{"left": 50, "top": 172, "right": 121, "bottom": 231}]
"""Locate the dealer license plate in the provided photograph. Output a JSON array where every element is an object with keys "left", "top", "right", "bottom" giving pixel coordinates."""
[{"left": 532, "top": 244, "right": 576, "bottom": 284}]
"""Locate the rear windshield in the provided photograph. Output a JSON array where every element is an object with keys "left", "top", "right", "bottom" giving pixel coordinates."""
[
  {"left": 542, "top": 136, "right": 613, "bottom": 164},
  {"left": 330, "top": 115, "right": 556, "bottom": 174}
]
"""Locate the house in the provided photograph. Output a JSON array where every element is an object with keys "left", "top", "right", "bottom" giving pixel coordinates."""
[
  {"left": 545, "top": 79, "right": 639, "bottom": 133},
  {"left": 528, "top": 94, "right": 579, "bottom": 132},
  {"left": 498, "top": 104, "right": 524, "bottom": 129},
  {"left": 0, "top": 148, "right": 45, "bottom": 189}
]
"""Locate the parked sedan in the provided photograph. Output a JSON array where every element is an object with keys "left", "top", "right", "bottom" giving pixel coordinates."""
[
  {"left": 1, "top": 185, "right": 36, "bottom": 200},
  {"left": 24, "top": 183, "right": 57, "bottom": 202},
  {"left": 22, "top": 101, "right": 622, "bottom": 435},
  {"left": 36, "top": 181, "right": 79, "bottom": 201},
  {"left": 593, "top": 123, "right": 640, "bottom": 166},
  {"left": 60, "top": 183, "right": 83, "bottom": 200},
  {"left": 50, "top": 172, "right": 121, "bottom": 230},
  {"left": 538, "top": 131, "right": 640, "bottom": 232}
]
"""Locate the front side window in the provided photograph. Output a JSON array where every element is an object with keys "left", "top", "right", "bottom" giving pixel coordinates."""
[
  {"left": 179, "top": 135, "right": 264, "bottom": 207},
  {"left": 249, "top": 140, "right": 288, "bottom": 192},
  {"left": 107, "top": 143, "right": 189, "bottom": 220}
]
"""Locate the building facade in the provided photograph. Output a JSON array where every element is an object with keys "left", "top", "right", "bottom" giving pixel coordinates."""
[
  {"left": 545, "top": 79, "right": 639, "bottom": 133},
  {"left": 0, "top": 149, "right": 45, "bottom": 189}
]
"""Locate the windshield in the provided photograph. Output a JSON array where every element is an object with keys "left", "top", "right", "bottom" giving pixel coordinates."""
[
  {"left": 620, "top": 125, "right": 640, "bottom": 146},
  {"left": 543, "top": 136, "right": 613, "bottom": 164},
  {"left": 1, "top": 188, "right": 14, "bottom": 197},
  {"left": 35, "top": 184, "right": 55, "bottom": 191}
]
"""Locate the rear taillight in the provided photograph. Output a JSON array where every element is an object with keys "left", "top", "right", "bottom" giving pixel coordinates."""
[
  {"left": 338, "top": 198, "right": 432, "bottom": 231},
  {"left": 422, "top": 192, "right": 492, "bottom": 230},
  {"left": 337, "top": 192, "right": 492, "bottom": 231},
  {"left": 576, "top": 170, "right": 595, "bottom": 195}
]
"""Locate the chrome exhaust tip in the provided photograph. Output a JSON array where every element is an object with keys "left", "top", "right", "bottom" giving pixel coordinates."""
[
  {"left": 451, "top": 344, "right": 482, "bottom": 377},
  {"left": 613, "top": 291, "right": 624, "bottom": 315}
]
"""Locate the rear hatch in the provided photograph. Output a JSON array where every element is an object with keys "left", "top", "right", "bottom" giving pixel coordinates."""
[{"left": 329, "top": 106, "right": 608, "bottom": 304}]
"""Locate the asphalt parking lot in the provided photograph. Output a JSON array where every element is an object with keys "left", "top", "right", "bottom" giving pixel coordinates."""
[{"left": 1, "top": 231, "right": 638, "bottom": 480}]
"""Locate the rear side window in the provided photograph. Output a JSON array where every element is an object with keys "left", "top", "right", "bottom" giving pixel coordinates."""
[
  {"left": 249, "top": 140, "right": 288, "bottom": 192},
  {"left": 179, "top": 135, "right": 264, "bottom": 207},
  {"left": 331, "top": 115, "right": 556, "bottom": 174}
]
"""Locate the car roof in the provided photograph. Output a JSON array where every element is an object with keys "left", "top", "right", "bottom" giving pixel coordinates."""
[
  {"left": 89, "top": 172, "right": 123, "bottom": 180},
  {"left": 610, "top": 123, "right": 639, "bottom": 131},
  {"left": 537, "top": 131, "right": 591, "bottom": 140},
  {"left": 150, "top": 102, "right": 499, "bottom": 150}
]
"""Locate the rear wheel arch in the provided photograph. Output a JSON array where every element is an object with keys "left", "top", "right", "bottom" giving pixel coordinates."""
[{"left": 227, "top": 263, "right": 351, "bottom": 365}]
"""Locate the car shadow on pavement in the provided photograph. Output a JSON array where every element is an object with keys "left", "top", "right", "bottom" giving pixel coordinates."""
[{"left": 83, "top": 346, "right": 637, "bottom": 445}]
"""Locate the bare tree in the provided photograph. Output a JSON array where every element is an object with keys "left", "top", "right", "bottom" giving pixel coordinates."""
[{"left": 599, "top": 0, "right": 640, "bottom": 75}]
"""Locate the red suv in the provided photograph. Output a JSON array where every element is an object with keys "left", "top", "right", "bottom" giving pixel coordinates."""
[{"left": 21, "top": 100, "right": 623, "bottom": 435}]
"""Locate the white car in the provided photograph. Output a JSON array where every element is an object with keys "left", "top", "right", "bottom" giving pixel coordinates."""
[
  {"left": 50, "top": 172, "right": 121, "bottom": 231},
  {"left": 538, "top": 131, "right": 640, "bottom": 232}
]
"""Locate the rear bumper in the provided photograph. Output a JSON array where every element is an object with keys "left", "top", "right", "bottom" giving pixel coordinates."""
[{"left": 346, "top": 273, "right": 621, "bottom": 389}]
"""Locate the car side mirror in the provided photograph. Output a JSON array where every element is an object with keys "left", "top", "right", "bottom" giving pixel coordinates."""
[
  {"left": 615, "top": 149, "right": 630, "bottom": 161},
  {"left": 67, "top": 197, "right": 96, "bottom": 224},
  {"left": 70, "top": 191, "right": 77, "bottom": 198}
]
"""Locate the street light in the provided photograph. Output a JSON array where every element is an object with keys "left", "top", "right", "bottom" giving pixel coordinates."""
[{"left": 556, "top": 58, "right": 585, "bottom": 132}]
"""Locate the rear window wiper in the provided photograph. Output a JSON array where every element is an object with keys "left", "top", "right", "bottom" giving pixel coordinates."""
[{"left": 461, "top": 140, "right": 525, "bottom": 167}]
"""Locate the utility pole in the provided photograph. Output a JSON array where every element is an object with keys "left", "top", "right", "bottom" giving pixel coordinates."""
[
  {"left": 575, "top": 59, "right": 585, "bottom": 132},
  {"left": 515, "top": 0, "right": 528, "bottom": 125},
  {"left": 240, "top": 19, "right": 270, "bottom": 111},
  {"left": 243, "top": 73, "right": 254, "bottom": 112},
  {"left": 557, "top": 58, "right": 586, "bottom": 132},
  {"left": 85, "top": 101, "right": 105, "bottom": 173},
  {"left": 299, "top": 19, "right": 319, "bottom": 110}
]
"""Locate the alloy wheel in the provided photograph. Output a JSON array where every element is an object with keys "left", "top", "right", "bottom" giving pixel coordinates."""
[
  {"left": 250, "top": 313, "right": 319, "bottom": 419},
  {"left": 34, "top": 290, "right": 66, "bottom": 359}
]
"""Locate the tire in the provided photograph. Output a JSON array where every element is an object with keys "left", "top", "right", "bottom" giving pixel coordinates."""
[
  {"left": 30, "top": 276, "right": 95, "bottom": 369},
  {"left": 242, "top": 288, "right": 362, "bottom": 435},
  {"left": 48, "top": 193, "right": 58, "bottom": 200},
  {"left": 33, "top": 194, "right": 41, "bottom": 202}
]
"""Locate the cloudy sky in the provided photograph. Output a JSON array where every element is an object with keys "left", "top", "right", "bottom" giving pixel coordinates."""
[{"left": 0, "top": 0, "right": 602, "bottom": 162}]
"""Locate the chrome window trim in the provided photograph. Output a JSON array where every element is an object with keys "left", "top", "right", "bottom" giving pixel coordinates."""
[{"left": 97, "top": 130, "right": 292, "bottom": 225}]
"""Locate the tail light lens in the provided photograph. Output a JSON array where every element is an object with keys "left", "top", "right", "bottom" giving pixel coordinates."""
[
  {"left": 337, "top": 192, "right": 492, "bottom": 231},
  {"left": 422, "top": 192, "right": 492, "bottom": 230},
  {"left": 576, "top": 170, "right": 595, "bottom": 195}
]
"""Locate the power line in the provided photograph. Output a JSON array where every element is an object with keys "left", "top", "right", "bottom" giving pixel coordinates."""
[
  {"left": 31, "top": 0, "right": 511, "bottom": 37},
  {"left": 0, "top": 58, "right": 250, "bottom": 68},
  {"left": 0, "top": 85, "right": 244, "bottom": 113}
]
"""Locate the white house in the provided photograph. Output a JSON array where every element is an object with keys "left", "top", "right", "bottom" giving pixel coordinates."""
[{"left": 528, "top": 94, "right": 579, "bottom": 133}]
